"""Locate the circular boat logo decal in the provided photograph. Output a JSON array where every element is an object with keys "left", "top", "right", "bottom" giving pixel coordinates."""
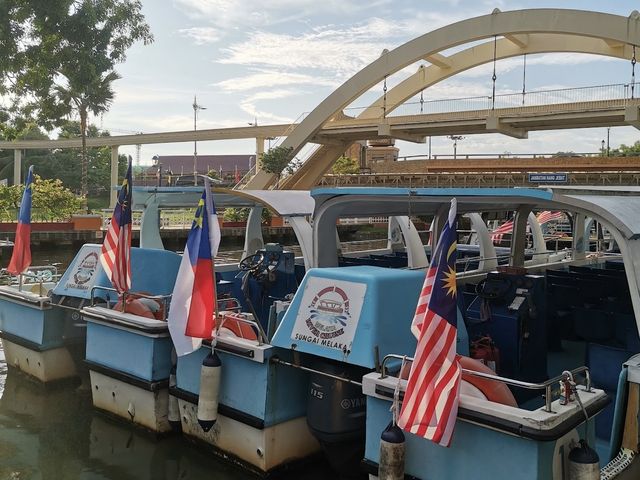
[
  {"left": 73, "top": 252, "right": 99, "bottom": 286},
  {"left": 305, "top": 286, "right": 350, "bottom": 339},
  {"left": 291, "top": 278, "right": 367, "bottom": 353}
]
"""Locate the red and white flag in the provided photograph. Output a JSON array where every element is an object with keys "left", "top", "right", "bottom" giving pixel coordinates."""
[
  {"left": 100, "top": 159, "right": 133, "bottom": 294},
  {"left": 398, "top": 198, "right": 461, "bottom": 447}
]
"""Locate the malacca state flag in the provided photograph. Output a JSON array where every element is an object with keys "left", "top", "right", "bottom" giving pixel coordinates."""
[
  {"left": 168, "top": 177, "right": 221, "bottom": 356},
  {"left": 7, "top": 166, "right": 34, "bottom": 275}
]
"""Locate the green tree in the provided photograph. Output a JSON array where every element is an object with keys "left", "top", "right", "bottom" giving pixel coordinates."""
[
  {"left": 331, "top": 155, "right": 360, "bottom": 174},
  {"left": 53, "top": 71, "right": 120, "bottom": 200},
  {"left": 222, "top": 207, "right": 271, "bottom": 223},
  {"left": 0, "top": 174, "right": 81, "bottom": 221},
  {"left": 32, "top": 175, "right": 83, "bottom": 220},
  {"left": 610, "top": 141, "right": 640, "bottom": 157},
  {"left": 222, "top": 207, "right": 249, "bottom": 222},
  {"left": 260, "top": 146, "right": 294, "bottom": 183},
  {"left": 0, "top": 120, "right": 127, "bottom": 199},
  {"left": 0, "top": 1, "right": 153, "bottom": 202},
  {"left": 0, "top": 123, "right": 51, "bottom": 183}
]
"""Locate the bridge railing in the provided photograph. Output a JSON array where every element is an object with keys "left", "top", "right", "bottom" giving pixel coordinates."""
[
  {"left": 343, "top": 82, "right": 640, "bottom": 118},
  {"left": 396, "top": 151, "right": 602, "bottom": 161}
]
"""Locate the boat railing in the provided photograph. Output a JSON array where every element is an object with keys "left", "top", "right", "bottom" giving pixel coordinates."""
[
  {"left": 218, "top": 310, "right": 268, "bottom": 346},
  {"left": 89, "top": 286, "right": 172, "bottom": 321},
  {"left": 455, "top": 247, "right": 572, "bottom": 273},
  {"left": 0, "top": 265, "right": 60, "bottom": 293},
  {"left": 379, "top": 353, "right": 592, "bottom": 413}
]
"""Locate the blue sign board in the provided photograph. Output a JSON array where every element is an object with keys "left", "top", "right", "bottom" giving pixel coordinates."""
[{"left": 528, "top": 173, "right": 568, "bottom": 183}]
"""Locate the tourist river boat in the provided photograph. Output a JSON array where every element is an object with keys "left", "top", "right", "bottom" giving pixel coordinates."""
[
  {"left": 3, "top": 184, "right": 639, "bottom": 479},
  {"left": 271, "top": 186, "right": 638, "bottom": 480}
]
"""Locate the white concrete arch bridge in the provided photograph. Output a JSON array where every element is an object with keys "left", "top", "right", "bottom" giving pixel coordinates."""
[
  {"left": 2, "top": 8, "right": 640, "bottom": 203},
  {"left": 247, "top": 7, "right": 640, "bottom": 190}
]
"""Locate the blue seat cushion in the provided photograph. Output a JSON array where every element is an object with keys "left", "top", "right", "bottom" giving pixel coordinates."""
[
  {"left": 586, "top": 343, "right": 630, "bottom": 392},
  {"left": 130, "top": 248, "right": 182, "bottom": 295}
]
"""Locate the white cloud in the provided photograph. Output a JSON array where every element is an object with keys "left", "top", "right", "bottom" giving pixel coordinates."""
[
  {"left": 113, "top": 85, "right": 189, "bottom": 104},
  {"left": 217, "top": 26, "right": 391, "bottom": 79},
  {"left": 173, "top": 0, "right": 393, "bottom": 29},
  {"left": 213, "top": 70, "right": 337, "bottom": 92},
  {"left": 179, "top": 27, "right": 222, "bottom": 45},
  {"left": 239, "top": 89, "right": 303, "bottom": 123}
]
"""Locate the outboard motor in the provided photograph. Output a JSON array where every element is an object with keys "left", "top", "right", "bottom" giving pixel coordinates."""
[{"left": 306, "top": 362, "right": 367, "bottom": 478}]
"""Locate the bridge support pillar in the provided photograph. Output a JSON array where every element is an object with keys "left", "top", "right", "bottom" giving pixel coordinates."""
[
  {"left": 256, "top": 137, "right": 265, "bottom": 166},
  {"left": 486, "top": 114, "right": 528, "bottom": 139},
  {"left": 110, "top": 146, "right": 119, "bottom": 208},
  {"left": 625, "top": 105, "right": 640, "bottom": 130},
  {"left": 13, "top": 149, "right": 21, "bottom": 185}
]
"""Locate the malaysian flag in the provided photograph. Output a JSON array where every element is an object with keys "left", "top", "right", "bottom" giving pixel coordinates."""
[
  {"left": 490, "top": 218, "right": 514, "bottom": 244},
  {"left": 536, "top": 211, "right": 564, "bottom": 224},
  {"left": 100, "top": 159, "right": 133, "bottom": 294},
  {"left": 491, "top": 211, "right": 563, "bottom": 244},
  {"left": 398, "top": 198, "right": 460, "bottom": 447}
]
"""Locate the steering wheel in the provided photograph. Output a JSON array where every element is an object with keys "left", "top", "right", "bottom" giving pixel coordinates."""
[
  {"left": 475, "top": 276, "right": 513, "bottom": 301},
  {"left": 239, "top": 252, "right": 265, "bottom": 272}
]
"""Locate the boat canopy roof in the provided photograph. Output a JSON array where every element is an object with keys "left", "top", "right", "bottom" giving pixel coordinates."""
[
  {"left": 311, "top": 187, "right": 640, "bottom": 240},
  {"left": 132, "top": 187, "right": 314, "bottom": 217}
]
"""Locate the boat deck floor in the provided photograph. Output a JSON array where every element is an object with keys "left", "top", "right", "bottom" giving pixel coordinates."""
[{"left": 617, "top": 455, "right": 640, "bottom": 479}]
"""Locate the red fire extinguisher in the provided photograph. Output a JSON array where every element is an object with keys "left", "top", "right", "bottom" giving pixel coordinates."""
[{"left": 470, "top": 336, "right": 500, "bottom": 374}]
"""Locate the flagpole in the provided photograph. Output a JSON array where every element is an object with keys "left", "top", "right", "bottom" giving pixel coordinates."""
[{"left": 199, "top": 174, "right": 220, "bottom": 341}]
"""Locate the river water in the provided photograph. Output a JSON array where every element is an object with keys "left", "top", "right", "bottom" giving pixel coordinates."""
[{"left": 0, "top": 240, "right": 388, "bottom": 480}]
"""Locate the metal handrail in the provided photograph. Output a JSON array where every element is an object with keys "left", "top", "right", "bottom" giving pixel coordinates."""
[
  {"left": 379, "top": 353, "right": 592, "bottom": 413},
  {"left": 217, "top": 297, "right": 243, "bottom": 312},
  {"left": 0, "top": 265, "right": 59, "bottom": 292},
  {"left": 89, "top": 285, "right": 172, "bottom": 321},
  {"left": 218, "top": 311, "right": 268, "bottom": 345},
  {"left": 344, "top": 82, "right": 640, "bottom": 117}
]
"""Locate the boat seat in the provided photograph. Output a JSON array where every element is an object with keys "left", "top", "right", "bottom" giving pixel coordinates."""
[
  {"left": 129, "top": 248, "right": 182, "bottom": 296},
  {"left": 574, "top": 307, "right": 614, "bottom": 343},
  {"left": 587, "top": 343, "right": 633, "bottom": 441},
  {"left": 614, "top": 313, "right": 640, "bottom": 352}
]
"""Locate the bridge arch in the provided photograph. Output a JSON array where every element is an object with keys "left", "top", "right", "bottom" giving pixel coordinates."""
[{"left": 245, "top": 8, "right": 640, "bottom": 189}]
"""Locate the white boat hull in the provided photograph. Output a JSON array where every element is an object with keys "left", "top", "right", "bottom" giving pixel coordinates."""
[
  {"left": 177, "top": 397, "right": 319, "bottom": 473},
  {"left": 2, "top": 339, "right": 77, "bottom": 382},
  {"left": 89, "top": 370, "right": 171, "bottom": 433}
]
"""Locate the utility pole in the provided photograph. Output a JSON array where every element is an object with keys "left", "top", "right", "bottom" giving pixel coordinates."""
[
  {"left": 448, "top": 135, "right": 464, "bottom": 159},
  {"left": 193, "top": 96, "right": 206, "bottom": 185}
]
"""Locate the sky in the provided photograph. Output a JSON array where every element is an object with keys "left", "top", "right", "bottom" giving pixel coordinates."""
[{"left": 98, "top": 1, "right": 640, "bottom": 164}]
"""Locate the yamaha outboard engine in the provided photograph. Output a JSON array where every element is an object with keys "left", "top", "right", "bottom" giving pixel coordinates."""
[
  {"left": 271, "top": 266, "right": 427, "bottom": 478},
  {"left": 306, "top": 362, "right": 367, "bottom": 479}
]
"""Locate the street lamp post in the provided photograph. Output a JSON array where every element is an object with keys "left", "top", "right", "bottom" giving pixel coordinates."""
[
  {"left": 607, "top": 127, "right": 611, "bottom": 156},
  {"left": 448, "top": 135, "right": 464, "bottom": 159},
  {"left": 193, "top": 96, "right": 207, "bottom": 186}
]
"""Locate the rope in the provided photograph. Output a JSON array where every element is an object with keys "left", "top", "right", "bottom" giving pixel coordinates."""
[
  {"left": 390, "top": 355, "right": 407, "bottom": 426},
  {"left": 491, "top": 35, "right": 497, "bottom": 110},
  {"left": 601, "top": 448, "right": 636, "bottom": 479},
  {"left": 632, "top": 46, "right": 637, "bottom": 99}
]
